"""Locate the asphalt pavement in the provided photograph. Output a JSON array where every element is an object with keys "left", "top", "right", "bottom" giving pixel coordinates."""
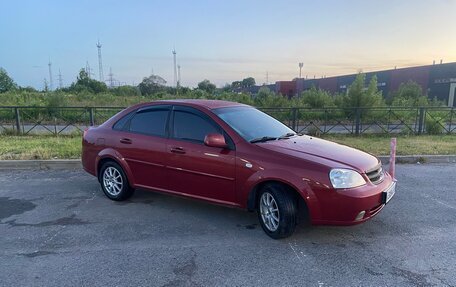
[{"left": 0, "top": 164, "right": 455, "bottom": 286}]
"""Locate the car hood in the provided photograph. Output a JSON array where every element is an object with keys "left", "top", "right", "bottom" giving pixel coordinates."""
[{"left": 256, "top": 135, "right": 379, "bottom": 172}]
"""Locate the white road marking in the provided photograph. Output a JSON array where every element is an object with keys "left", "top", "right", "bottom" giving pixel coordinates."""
[
  {"left": 288, "top": 242, "right": 303, "bottom": 263},
  {"left": 421, "top": 193, "right": 456, "bottom": 210}
]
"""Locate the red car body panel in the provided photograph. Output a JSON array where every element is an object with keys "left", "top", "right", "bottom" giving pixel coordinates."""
[{"left": 82, "top": 100, "right": 394, "bottom": 225}]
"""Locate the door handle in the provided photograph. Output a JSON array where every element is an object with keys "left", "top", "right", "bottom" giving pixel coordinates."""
[
  {"left": 120, "top": 138, "right": 132, "bottom": 144},
  {"left": 170, "top": 147, "right": 186, "bottom": 154}
]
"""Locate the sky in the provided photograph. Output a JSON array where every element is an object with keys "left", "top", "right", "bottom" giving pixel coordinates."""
[{"left": 1, "top": 0, "right": 456, "bottom": 89}]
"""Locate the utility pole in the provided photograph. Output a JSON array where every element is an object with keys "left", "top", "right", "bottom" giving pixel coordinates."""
[
  {"left": 172, "top": 48, "right": 177, "bottom": 87},
  {"left": 97, "top": 40, "right": 104, "bottom": 82},
  {"left": 44, "top": 78, "right": 49, "bottom": 92},
  {"left": 177, "top": 64, "right": 181, "bottom": 88},
  {"left": 48, "top": 60, "right": 53, "bottom": 91},
  {"left": 85, "top": 61, "right": 94, "bottom": 78},
  {"left": 298, "top": 62, "right": 303, "bottom": 78},
  {"left": 266, "top": 71, "right": 269, "bottom": 85},
  {"left": 107, "top": 67, "right": 115, "bottom": 88},
  {"left": 58, "top": 69, "right": 63, "bottom": 89}
]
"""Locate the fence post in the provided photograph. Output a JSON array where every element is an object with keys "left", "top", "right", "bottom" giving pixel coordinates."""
[
  {"left": 355, "top": 108, "right": 361, "bottom": 135},
  {"left": 417, "top": 107, "right": 425, "bottom": 134},
  {"left": 291, "top": 108, "right": 297, "bottom": 131},
  {"left": 449, "top": 108, "right": 453, "bottom": 134},
  {"left": 14, "top": 107, "right": 21, "bottom": 134},
  {"left": 89, "top": 107, "right": 95, "bottom": 126}
]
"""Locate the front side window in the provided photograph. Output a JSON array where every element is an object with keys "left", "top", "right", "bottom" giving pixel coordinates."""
[
  {"left": 129, "top": 110, "right": 168, "bottom": 137},
  {"left": 173, "top": 111, "right": 219, "bottom": 143}
]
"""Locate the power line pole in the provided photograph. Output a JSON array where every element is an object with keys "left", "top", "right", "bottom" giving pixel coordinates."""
[
  {"left": 108, "top": 67, "right": 115, "bottom": 88},
  {"left": 48, "top": 60, "right": 53, "bottom": 91},
  {"left": 97, "top": 40, "right": 104, "bottom": 82},
  {"left": 172, "top": 48, "right": 177, "bottom": 87},
  {"left": 85, "top": 61, "right": 94, "bottom": 78},
  {"left": 177, "top": 64, "right": 181, "bottom": 88},
  {"left": 298, "top": 62, "right": 303, "bottom": 78},
  {"left": 58, "top": 69, "right": 63, "bottom": 89},
  {"left": 266, "top": 71, "right": 269, "bottom": 85}
]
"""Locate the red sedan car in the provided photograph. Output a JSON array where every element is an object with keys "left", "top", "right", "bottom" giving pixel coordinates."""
[{"left": 82, "top": 100, "right": 395, "bottom": 239}]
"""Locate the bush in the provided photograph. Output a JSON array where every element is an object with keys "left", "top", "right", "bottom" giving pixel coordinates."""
[
  {"left": 254, "top": 87, "right": 288, "bottom": 107},
  {"left": 339, "top": 74, "right": 384, "bottom": 108},
  {"left": 111, "top": 86, "right": 141, "bottom": 97},
  {"left": 0, "top": 127, "right": 19, "bottom": 135},
  {"left": 391, "top": 81, "right": 430, "bottom": 107},
  {"left": 45, "top": 92, "right": 68, "bottom": 107},
  {"left": 294, "top": 86, "right": 334, "bottom": 108},
  {"left": 425, "top": 116, "right": 444, "bottom": 134}
]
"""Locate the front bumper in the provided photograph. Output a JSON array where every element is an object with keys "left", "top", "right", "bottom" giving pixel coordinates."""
[{"left": 311, "top": 172, "right": 395, "bottom": 225}]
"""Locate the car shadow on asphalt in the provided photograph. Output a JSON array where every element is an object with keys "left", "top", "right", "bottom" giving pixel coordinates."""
[{"left": 107, "top": 187, "right": 395, "bottom": 244}]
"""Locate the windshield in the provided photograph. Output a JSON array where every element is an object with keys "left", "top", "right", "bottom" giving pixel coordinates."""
[{"left": 214, "top": 106, "right": 295, "bottom": 142}]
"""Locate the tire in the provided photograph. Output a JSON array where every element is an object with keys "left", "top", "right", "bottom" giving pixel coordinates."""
[
  {"left": 99, "top": 161, "right": 134, "bottom": 201},
  {"left": 257, "top": 183, "right": 297, "bottom": 239}
]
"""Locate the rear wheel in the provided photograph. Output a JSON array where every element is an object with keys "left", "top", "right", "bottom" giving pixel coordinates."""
[
  {"left": 99, "top": 161, "right": 134, "bottom": 201},
  {"left": 257, "top": 183, "right": 297, "bottom": 239}
]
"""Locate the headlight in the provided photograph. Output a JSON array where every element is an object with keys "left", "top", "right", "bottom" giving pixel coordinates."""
[{"left": 329, "top": 168, "right": 366, "bottom": 189}]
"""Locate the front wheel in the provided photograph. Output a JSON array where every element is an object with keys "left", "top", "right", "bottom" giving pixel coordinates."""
[
  {"left": 257, "top": 184, "right": 297, "bottom": 239},
  {"left": 99, "top": 161, "right": 134, "bottom": 201}
]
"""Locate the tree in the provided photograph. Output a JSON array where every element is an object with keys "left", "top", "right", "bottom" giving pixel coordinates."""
[
  {"left": 254, "top": 87, "right": 288, "bottom": 107},
  {"left": 391, "top": 81, "right": 429, "bottom": 106},
  {"left": 138, "top": 74, "right": 167, "bottom": 95},
  {"left": 297, "top": 86, "right": 335, "bottom": 108},
  {"left": 221, "top": 83, "right": 232, "bottom": 92},
  {"left": 339, "top": 73, "right": 383, "bottom": 108},
  {"left": 241, "top": 77, "right": 255, "bottom": 88},
  {"left": 0, "top": 68, "right": 17, "bottom": 93},
  {"left": 197, "top": 79, "right": 216, "bottom": 94},
  {"left": 231, "top": 81, "right": 242, "bottom": 89},
  {"left": 68, "top": 69, "right": 108, "bottom": 94}
]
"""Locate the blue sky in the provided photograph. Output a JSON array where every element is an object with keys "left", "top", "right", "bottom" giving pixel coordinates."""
[{"left": 1, "top": 0, "right": 455, "bottom": 89}]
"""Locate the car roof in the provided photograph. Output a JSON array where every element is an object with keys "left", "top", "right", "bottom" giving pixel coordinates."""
[{"left": 153, "top": 99, "right": 247, "bottom": 110}]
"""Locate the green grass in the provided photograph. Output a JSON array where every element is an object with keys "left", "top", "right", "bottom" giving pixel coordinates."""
[
  {"left": 0, "top": 135, "right": 81, "bottom": 160},
  {"left": 321, "top": 134, "right": 456, "bottom": 156},
  {"left": 0, "top": 134, "right": 455, "bottom": 160}
]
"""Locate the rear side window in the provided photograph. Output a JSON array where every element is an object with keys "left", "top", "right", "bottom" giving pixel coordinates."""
[
  {"left": 113, "top": 111, "right": 134, "bottom": 131},
  {"left": 129, "top": 110, "right": 168, "bottom": 137},
  {"left": 173, "top": 111, "right": 219, "bottom": 143}
]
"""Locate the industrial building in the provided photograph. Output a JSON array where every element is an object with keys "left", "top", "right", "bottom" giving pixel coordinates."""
[{"left": 244, "top": 62, "right": 456, "bottom": 107}]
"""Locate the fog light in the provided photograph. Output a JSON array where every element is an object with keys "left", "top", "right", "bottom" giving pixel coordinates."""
[{"left": 355, "top": 211, "right": 366, "bottom": 221}]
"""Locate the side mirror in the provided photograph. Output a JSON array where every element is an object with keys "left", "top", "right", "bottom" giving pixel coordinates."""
[{"left": 204, "top": 133, "right": 228, "bottom": 148}]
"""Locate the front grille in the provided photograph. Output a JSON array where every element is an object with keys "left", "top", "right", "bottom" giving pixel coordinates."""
[{"left": 365, "top": 164, "right": 384, "bottom": 185}]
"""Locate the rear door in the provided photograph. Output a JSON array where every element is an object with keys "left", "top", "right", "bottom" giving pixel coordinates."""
[
  {"left": 165, "top": 105, "right": 236, "bottom": 204},
  {"left": 114, "top": 105, "right": 170, "bottom": 189}
]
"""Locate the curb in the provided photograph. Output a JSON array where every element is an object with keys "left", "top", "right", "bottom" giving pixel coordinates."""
[
  {"left": 0, "top": 155, "right": 455, "bottom": 170},
  {"left": 378, "top": 155, "right": 456, "bottom": 164}
]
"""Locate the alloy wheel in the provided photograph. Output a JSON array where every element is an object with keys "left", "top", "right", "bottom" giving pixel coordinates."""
[
  {"left": 103, "top": 166, "right": 123, "bottom": 196},
  {"left": 260, "top": 192, "right": 280, "bottom": 232}
]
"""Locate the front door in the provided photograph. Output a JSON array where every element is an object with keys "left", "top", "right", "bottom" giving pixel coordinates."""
[{"left": 165, "top": 106, "right": 236, "bottom": 204}]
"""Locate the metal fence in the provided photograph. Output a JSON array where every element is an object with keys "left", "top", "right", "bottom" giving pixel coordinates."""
[
  {"left": 261, "top": 106, "right": 455, "bottom": 135},
  {"left": 0, "top": 106, "right": 124, "bottom": 135},
  {"left": 0, "top": 106, "right": 454, "bottom": 135}
]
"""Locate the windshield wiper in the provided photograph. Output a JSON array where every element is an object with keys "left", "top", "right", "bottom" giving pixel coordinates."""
[
  {"left": 278, "top": 132, "right": 297, "bottom": 140},
  {"left": 250, "top": 136, "right": 278, "bottom": 143}
]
